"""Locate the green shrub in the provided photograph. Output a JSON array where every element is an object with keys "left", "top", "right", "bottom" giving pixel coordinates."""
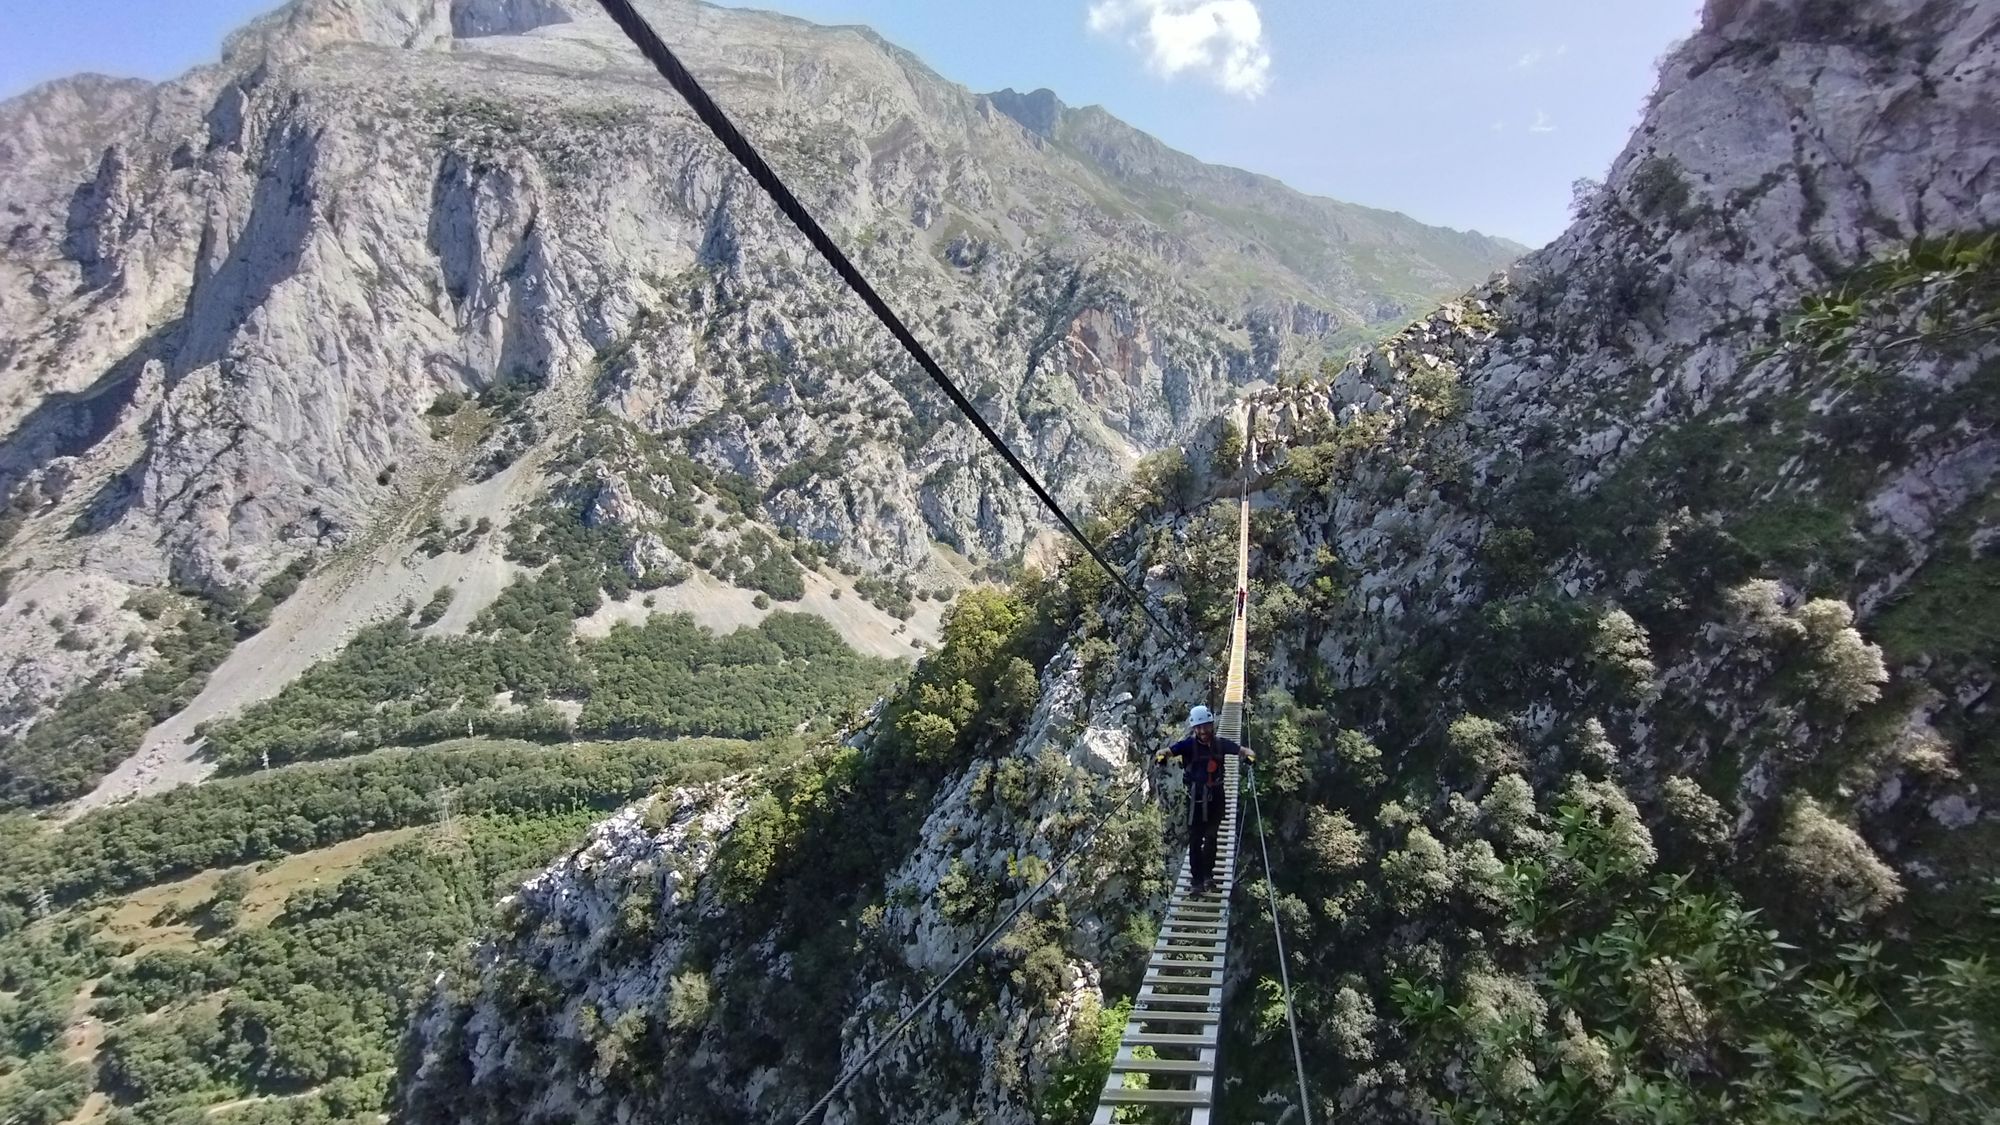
[
  {"left": 665, "top": 969, "right": 712, "bottom": 1031},
  {"left": 1302, "top": 808, "right": 1367, "bottom": 875},
  {"left": 1333, "top": 728, "right": 1386, "bottom": 790},
  {"left": 1774, "top": 797, "right": 1903, "bottom": 917},
  {"left": 415, "top": 587, "right": 455, "bottom": 627},
  {"left": 1661, "top": 777, "right": 1729, "bottom": 854},
  {"left": 1035, "top": 998, "right": 1129, "bottom": 1123},
  {"left": 1480, "top": 773, "right": 1547, "bottom": 854},
  {"left": 1628, "top": 154, "right": 1695, "bottom": 226},
  {"left": 1380, "top": 825, "right": 1451, "bottom": 914},
  {"left": 1448, "top": 715, "right": 1522, "bottom": 782}
]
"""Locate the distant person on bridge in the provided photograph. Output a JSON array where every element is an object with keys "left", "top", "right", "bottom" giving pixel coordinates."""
[{"left": 1156, "top": 705, "right": 1253, "bottom": 896}]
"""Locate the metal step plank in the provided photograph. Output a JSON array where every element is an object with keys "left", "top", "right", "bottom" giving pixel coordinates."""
[
  {"left": 1143, "top": 980, "right": 1222, "bottom": 995},
  {"left": 1124, "top": 1031, "right": 1218, "bottom": 1048},
  {"left": 1148, "top": 948, "right": 1221, "bottom": 964},
  {"left": 1100, "top": 1088, "right": 1213, "bottom": 1107},
  {"left": 1144, "top": 970, "right": 1222, "bottom": 986},
  {"left": 1140, "top": 979, "right": 1222, "bottom": 996},
  {"left": 1148, "top": 956, "right": 1223, "bottom": 971},
  {"left": 1109, "top": 1057, "right": 1213, "bottom": 1076},
  {"left": 1130, "top": 1006, "right": 1223, "bottom": 1023}
]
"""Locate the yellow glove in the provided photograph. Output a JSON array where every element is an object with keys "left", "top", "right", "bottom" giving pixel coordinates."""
[
  {"left": 1154, "top": 751, "right": 1170, "bottom": 766},
  {"left": 1243, "top": 749, "right": 1257, "bottom": 764}
]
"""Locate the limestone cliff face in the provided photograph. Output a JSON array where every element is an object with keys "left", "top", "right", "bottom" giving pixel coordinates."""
[
  {"left": 1244, "top": 0, "right": 1998, "bottom": 808},
  {"left": 396, "top": 0, "right": 1998, "bottom": 1120},
  {"left": 0, "top": 0, "right": 1515, "bottom": 734}
]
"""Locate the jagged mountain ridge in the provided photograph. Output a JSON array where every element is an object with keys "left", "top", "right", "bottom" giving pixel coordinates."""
[
  {"left": 398, "top": 0, "right": 2000, "bottom": 1121},
  {"left": 0, "top": 0, "right": 1517, "bottom": 742},
  {"left": 984, "top": 85, "right": 1521, "bottom": 322}
]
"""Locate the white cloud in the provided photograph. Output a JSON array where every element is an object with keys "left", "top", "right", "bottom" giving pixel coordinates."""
[
  {"left": 1086, "top": 0, "right": 1273, "bottom": 98},
  {"left": 1491, "top": 120, "right": 1507, "bottom": 133},
  {"left": 1528, "top": 110, "right": 1557, "bottom": 133}
]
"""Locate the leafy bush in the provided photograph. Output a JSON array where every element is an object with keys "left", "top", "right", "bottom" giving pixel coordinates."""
[
  {"left": 1333, "top": 728, "right": 1386, "bottom": 790},
  {"left": 1660, "top": 777, "right": 1729, "bottom": 854},
  {"left": 1480, "top": 773, "right": 1548, "bottom": 854},
  {"left": 1035, "top": 998, "right": 1130, "bottom": 1124},
  {"left": 714, "top": 794, "right": 787, "bottom": 905},
  {"left": 665, "top": 969, "right": 713, "bottom": 1031},
  {"left": 1557, "top": 775, "right": 1659, "bottom": 881},
  {"left": 1380, "top": 825, "right": 1452, "bottom": 914},
  {"left": 1302, "top": 808, "right": 1368, "bottom": 876},
  {"left": 1447, "top": 715, "right": 1522, "bottom": 782},
  {"left": 1628, "top": 154, "right": 1695, "bottom": 227},
  {"left": 1794, "top": 598, "right": 1888, "bottom": 710},
  {"left": 415, "top": 586, "right": 455, "bottom": 627},
  {"left": 1726, "top": 582, "right": 1888, "bottom": 711},
  {"left": 1774, "top": 797, "right": 1903, "bottom": 917},
  {"left": 737, "top": 531, "right": 805, "bottom": 601},
  {"left": 1590, "top": 607, "right": 1657, "bottom": 698},
  {"left": 854, "top": 575, "right": 915, "bottom": 619},
  {"left": 1573, "top": 717, "right": 1620, "bottom": 775}
]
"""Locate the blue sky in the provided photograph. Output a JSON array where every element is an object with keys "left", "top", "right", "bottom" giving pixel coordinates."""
[{"left": 0, "top": 0, "right": 1703, "bottom": 246}]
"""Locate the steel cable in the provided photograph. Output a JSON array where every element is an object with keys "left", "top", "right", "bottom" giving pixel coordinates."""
[{"left": 1246, "top": 764, "right": 1314, "bottom": 1125}]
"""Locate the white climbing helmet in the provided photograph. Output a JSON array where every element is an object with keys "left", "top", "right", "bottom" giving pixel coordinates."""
[{"left": 1186, "top": 704, "right": 1216, "bottom": 730}]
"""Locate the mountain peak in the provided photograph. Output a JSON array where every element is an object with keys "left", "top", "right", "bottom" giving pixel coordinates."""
[{"left": 985, "top": 86, "right": 1067, "bottom": 141}]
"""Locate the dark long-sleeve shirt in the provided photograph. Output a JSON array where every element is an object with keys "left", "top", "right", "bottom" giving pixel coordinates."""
[{"left": 1163, "top": 733, "right": 1244, "bottom": 792}]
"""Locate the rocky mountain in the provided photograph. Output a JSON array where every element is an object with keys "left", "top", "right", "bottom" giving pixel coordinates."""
[
  {"left": 397, "top": 0, "right": 2000, "bottom": 1121},
  {"left": 0, "top": 0, "right": 1518, "bottom": 769}
]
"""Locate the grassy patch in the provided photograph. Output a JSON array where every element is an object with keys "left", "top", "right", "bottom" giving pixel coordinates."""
[
  {"left": 95, "top": 828, "right": 427, "bottom": 952},
  {"left": 1728, "top": 498, "right": 1859, "bottom": 577},
  {"left": 1872, "top": 547, "right": 2000, "bottom": 663}
]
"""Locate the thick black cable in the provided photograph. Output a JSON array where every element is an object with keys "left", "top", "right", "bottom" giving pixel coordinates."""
[
  {"left": 1246, "top": 764, "right": 1314, "bottom": 1125},
  {"left": 790, "top": 785, "right": 1142, "bottom": 1125},
  {"left": 588, "top": 0, "right": 1180, "bottom": 645}
]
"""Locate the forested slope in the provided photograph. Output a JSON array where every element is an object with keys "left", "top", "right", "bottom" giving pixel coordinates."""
[{"left": 0, "top": 736, "right": 781, "bottom": 1125}]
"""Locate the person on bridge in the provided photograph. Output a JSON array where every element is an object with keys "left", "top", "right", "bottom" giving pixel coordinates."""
[{"left": 1156, "top": 705, "right": 1253, "bottom": 896}]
